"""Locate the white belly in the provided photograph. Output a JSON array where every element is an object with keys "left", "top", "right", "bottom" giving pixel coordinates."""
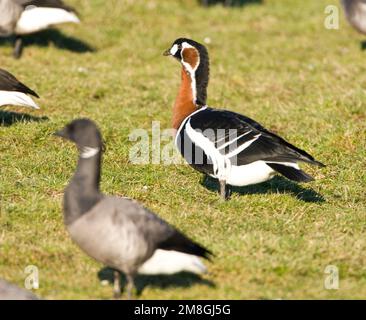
[
  {"left": 210, "top": 160, "right": 276, "bottom": 187},
  {"left": 15, "top": 7, "right": 80, "bottom": 35}
]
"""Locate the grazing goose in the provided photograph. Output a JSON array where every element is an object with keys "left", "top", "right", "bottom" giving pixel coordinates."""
[
  {"left": 0, "top": 279, "right": 39, "bottom": 300},
  {"left": 342, "top": 0, "right": 366, "bottom": 34},
  {"left": 0, "top": 0, "right": 80, "bottom": 58},
  {"left": 0, "top": 68, "right": 39, "bottom": 108},
  {"left": 54, "top": 119, "right": 212, "bottom": 299},
  {"left": 163, "top": 38, "right": 325, "bottom": 200}
]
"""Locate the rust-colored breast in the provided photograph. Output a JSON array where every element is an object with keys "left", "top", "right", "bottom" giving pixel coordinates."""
[{"left": 172, "top": 68, "right": 197, "bottom": 130}]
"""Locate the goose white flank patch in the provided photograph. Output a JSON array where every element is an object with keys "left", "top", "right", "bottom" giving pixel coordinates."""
[
  {"left": 0, "top": 68, "right": 39, "bottom": 108},
  {"left": 342, "top": 0, "right": 366, "bottom": 34},
  {"left": 0, "top": 0, "right": 80, "bottom": 58},
  {"left": 138, "top": 249, "right": 207, "bottom": 275},
  {"left": 15, "top": 7, "right": 80, "bottom": 35},
  {"left": 164, "top": 38, "right": 325, "bottom": 200},
  {"left": 54, "top": 119, "right": 212, "bottom": 300}
]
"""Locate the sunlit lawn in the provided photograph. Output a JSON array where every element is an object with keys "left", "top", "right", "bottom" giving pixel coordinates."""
[{"left": 0, "top": 0, "right": 365, "bottom": 299}]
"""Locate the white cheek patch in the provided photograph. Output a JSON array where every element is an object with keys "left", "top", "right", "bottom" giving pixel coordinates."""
[
  {"left": 170, "top": 44, "right": 178, "bottom": 56},
  {"left": 80, "top": 146, "right": 100, "bottom": 159}
]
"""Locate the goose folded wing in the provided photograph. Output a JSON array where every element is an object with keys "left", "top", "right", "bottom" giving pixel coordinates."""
[
  {"left": 16, "top": 0, "right": 76, "bottom": 12},
  {"left": 189, "top": 108, "right": 323, "bottom": 166},
  {"left": 116, "top": 198, "right": 212, "bottom": 260},
  {"left": 0, "top": 69, "right": 39, "bottom": 97}
]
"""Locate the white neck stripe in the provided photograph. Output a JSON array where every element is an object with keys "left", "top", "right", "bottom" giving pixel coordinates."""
[{"left": 80, "top": 146, "right": 100, "bottom": 159}]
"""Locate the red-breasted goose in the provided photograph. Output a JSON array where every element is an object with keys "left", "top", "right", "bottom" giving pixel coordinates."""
[
  {"left": 0, "top": 0, "right": 80, "bottom": 58},
  {"left": 164, "top": 38, "right": 325, "bottom": 200},
  {"left": 0, "top": 68, "right": 39, "bottom": 108},
  {"left": 54, "top": 119, "right": 212, "bottom": 299},
  {"left": 342, "top": 0, "right": 366, "bottom": 34}
]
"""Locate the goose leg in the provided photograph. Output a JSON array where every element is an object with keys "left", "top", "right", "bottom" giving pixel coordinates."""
[
  {"left": 113, "top": 270, "right": 121, "bottom": 299},
  {"left": 226, "top": 185, "right": 232, "bottom": 198},
  {"left": 126, "top": 274, "right": 135, "bottom": 300},
  {"left": 13, "top": 36, "right": 23, "bottom": 59},
  {"left": 219, "top": 179, "right": 227, "bottom": 200}
]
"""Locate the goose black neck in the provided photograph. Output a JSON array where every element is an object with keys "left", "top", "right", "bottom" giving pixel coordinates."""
[
  {"left": 193, "top": 50, "right": 209, "bottom": 107},
  {"left": 64, "top": 151, "right": 103, "bottom": 225}
]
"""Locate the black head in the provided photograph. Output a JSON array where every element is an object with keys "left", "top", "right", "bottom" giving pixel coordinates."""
[
  {"left": 163, "top": 38, "right": 208, "bottom": 66},
  {"left": 54, "top": 118, "right": 103, "bottom": 150},
  {"left": 164, "top": 38, "right": 210, "bottom": 107}
]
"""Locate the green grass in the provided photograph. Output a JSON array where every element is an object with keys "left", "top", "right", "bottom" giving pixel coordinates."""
[{"left": 0, "top": 0, "right": 366, "bottom": 299}]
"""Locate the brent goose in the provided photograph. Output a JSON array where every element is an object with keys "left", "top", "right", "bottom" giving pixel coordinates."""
[
  {"left": 0, "top": 68, "right": 39, "bottom": 108},
  {"left": 342, "top": 0, "right": 366, "bottom": 34},
  {"left": 0, "top": 0, "right": 80, "bottom": 58},
  {"left": 54, "top": 119, "right": 212, "bottom": 299},
  {"left": 163, "top": 38, "right": 325, "bottom": 200},
  {"left": 0, "top": 279, "right": 39, "bottom": 300}
]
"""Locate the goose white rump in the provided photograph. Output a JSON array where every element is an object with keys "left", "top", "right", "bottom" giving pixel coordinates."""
[
  {"left": 138, "top": 249, "right": 207, "bottom": 275},
  {"left": 15, "top": 7, "right": 80, "bottom": 35},
  {"left": 0, "top": 90, "right": 39, "bottom": 108}
]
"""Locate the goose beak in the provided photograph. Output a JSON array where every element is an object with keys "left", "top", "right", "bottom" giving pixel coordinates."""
[{"left": 163, "top": 49, "right": 171, "bottom": 56}]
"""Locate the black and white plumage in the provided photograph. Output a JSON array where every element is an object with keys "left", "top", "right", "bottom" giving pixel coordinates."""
[
  {"left": 0, "top": 68, "right": 39, "bottom": 108},
  {"left": 0, "top": 279, "right": 39, "bottom": 300},
  {"left": 0, "top": 0, "right": 80, "bottom": 58},
  {"left": 54, "top": 119, "right": 212, "bottom": 299},
  {"left": 342, "top": 0, "right": 366, "bottom": 34},
  {"left": 164, "top": 38, "right": 325, "bottom": 200}
]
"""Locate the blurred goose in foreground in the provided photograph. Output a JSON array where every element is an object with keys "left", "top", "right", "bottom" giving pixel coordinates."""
[
  {"left": 0, "top": 68, "right": 39, "bottom": 108},
  {"left": 0, "top": 279, "right": 39, "bottom": 300},
  {"left": 342, "top": 0, "right": 366, "bottom": 34},
  {"left": 54, "top": 119, "right": 212, "bottom": 299},
  {"left": 164, "top": 38, "right": 325, "bottom": 200},
  {"left": 0, "top": 0, "right": 80, "bottom": 58}
]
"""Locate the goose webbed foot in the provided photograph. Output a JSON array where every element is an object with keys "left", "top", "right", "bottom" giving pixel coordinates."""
[{"left": 113, "top": 270, "right": 121, "bottom": 299}]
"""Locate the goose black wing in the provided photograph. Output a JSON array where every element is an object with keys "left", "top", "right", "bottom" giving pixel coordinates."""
[
  {"left": 115, "top": 198, "right": 212, "bottom": 260},
  {"left": 189, "top": 108, "right": 324, "bottom": 166},
  {"left": 0, "top": 69, "right": 39, "bottom": 97},
  {"left": 16, "top": 0, "right": 76, "bottom": 12}
]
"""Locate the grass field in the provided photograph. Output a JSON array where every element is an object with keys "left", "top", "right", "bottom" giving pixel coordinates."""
[{"left": 0, "top": 0, "right": 365, "bottom": 299}]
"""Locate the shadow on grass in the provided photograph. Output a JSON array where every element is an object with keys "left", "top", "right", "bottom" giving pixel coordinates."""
[
  {"left": 0, "top": 29, "right": 95, "bottom": 54},
  {"left": 360, "top": 41, "right": 366, "bottom": 51},
  {"left": 199, "top": 0, "right": 262, "bottom": 7},
  {"left": 0, "top": 110, "right": 48, "bottom": 127},
  {"left": 98, "top": 267, "right": 215, "bottom": 297},
  {"left": 202, "top": 175, "right": 325, "bottom": 203}
]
